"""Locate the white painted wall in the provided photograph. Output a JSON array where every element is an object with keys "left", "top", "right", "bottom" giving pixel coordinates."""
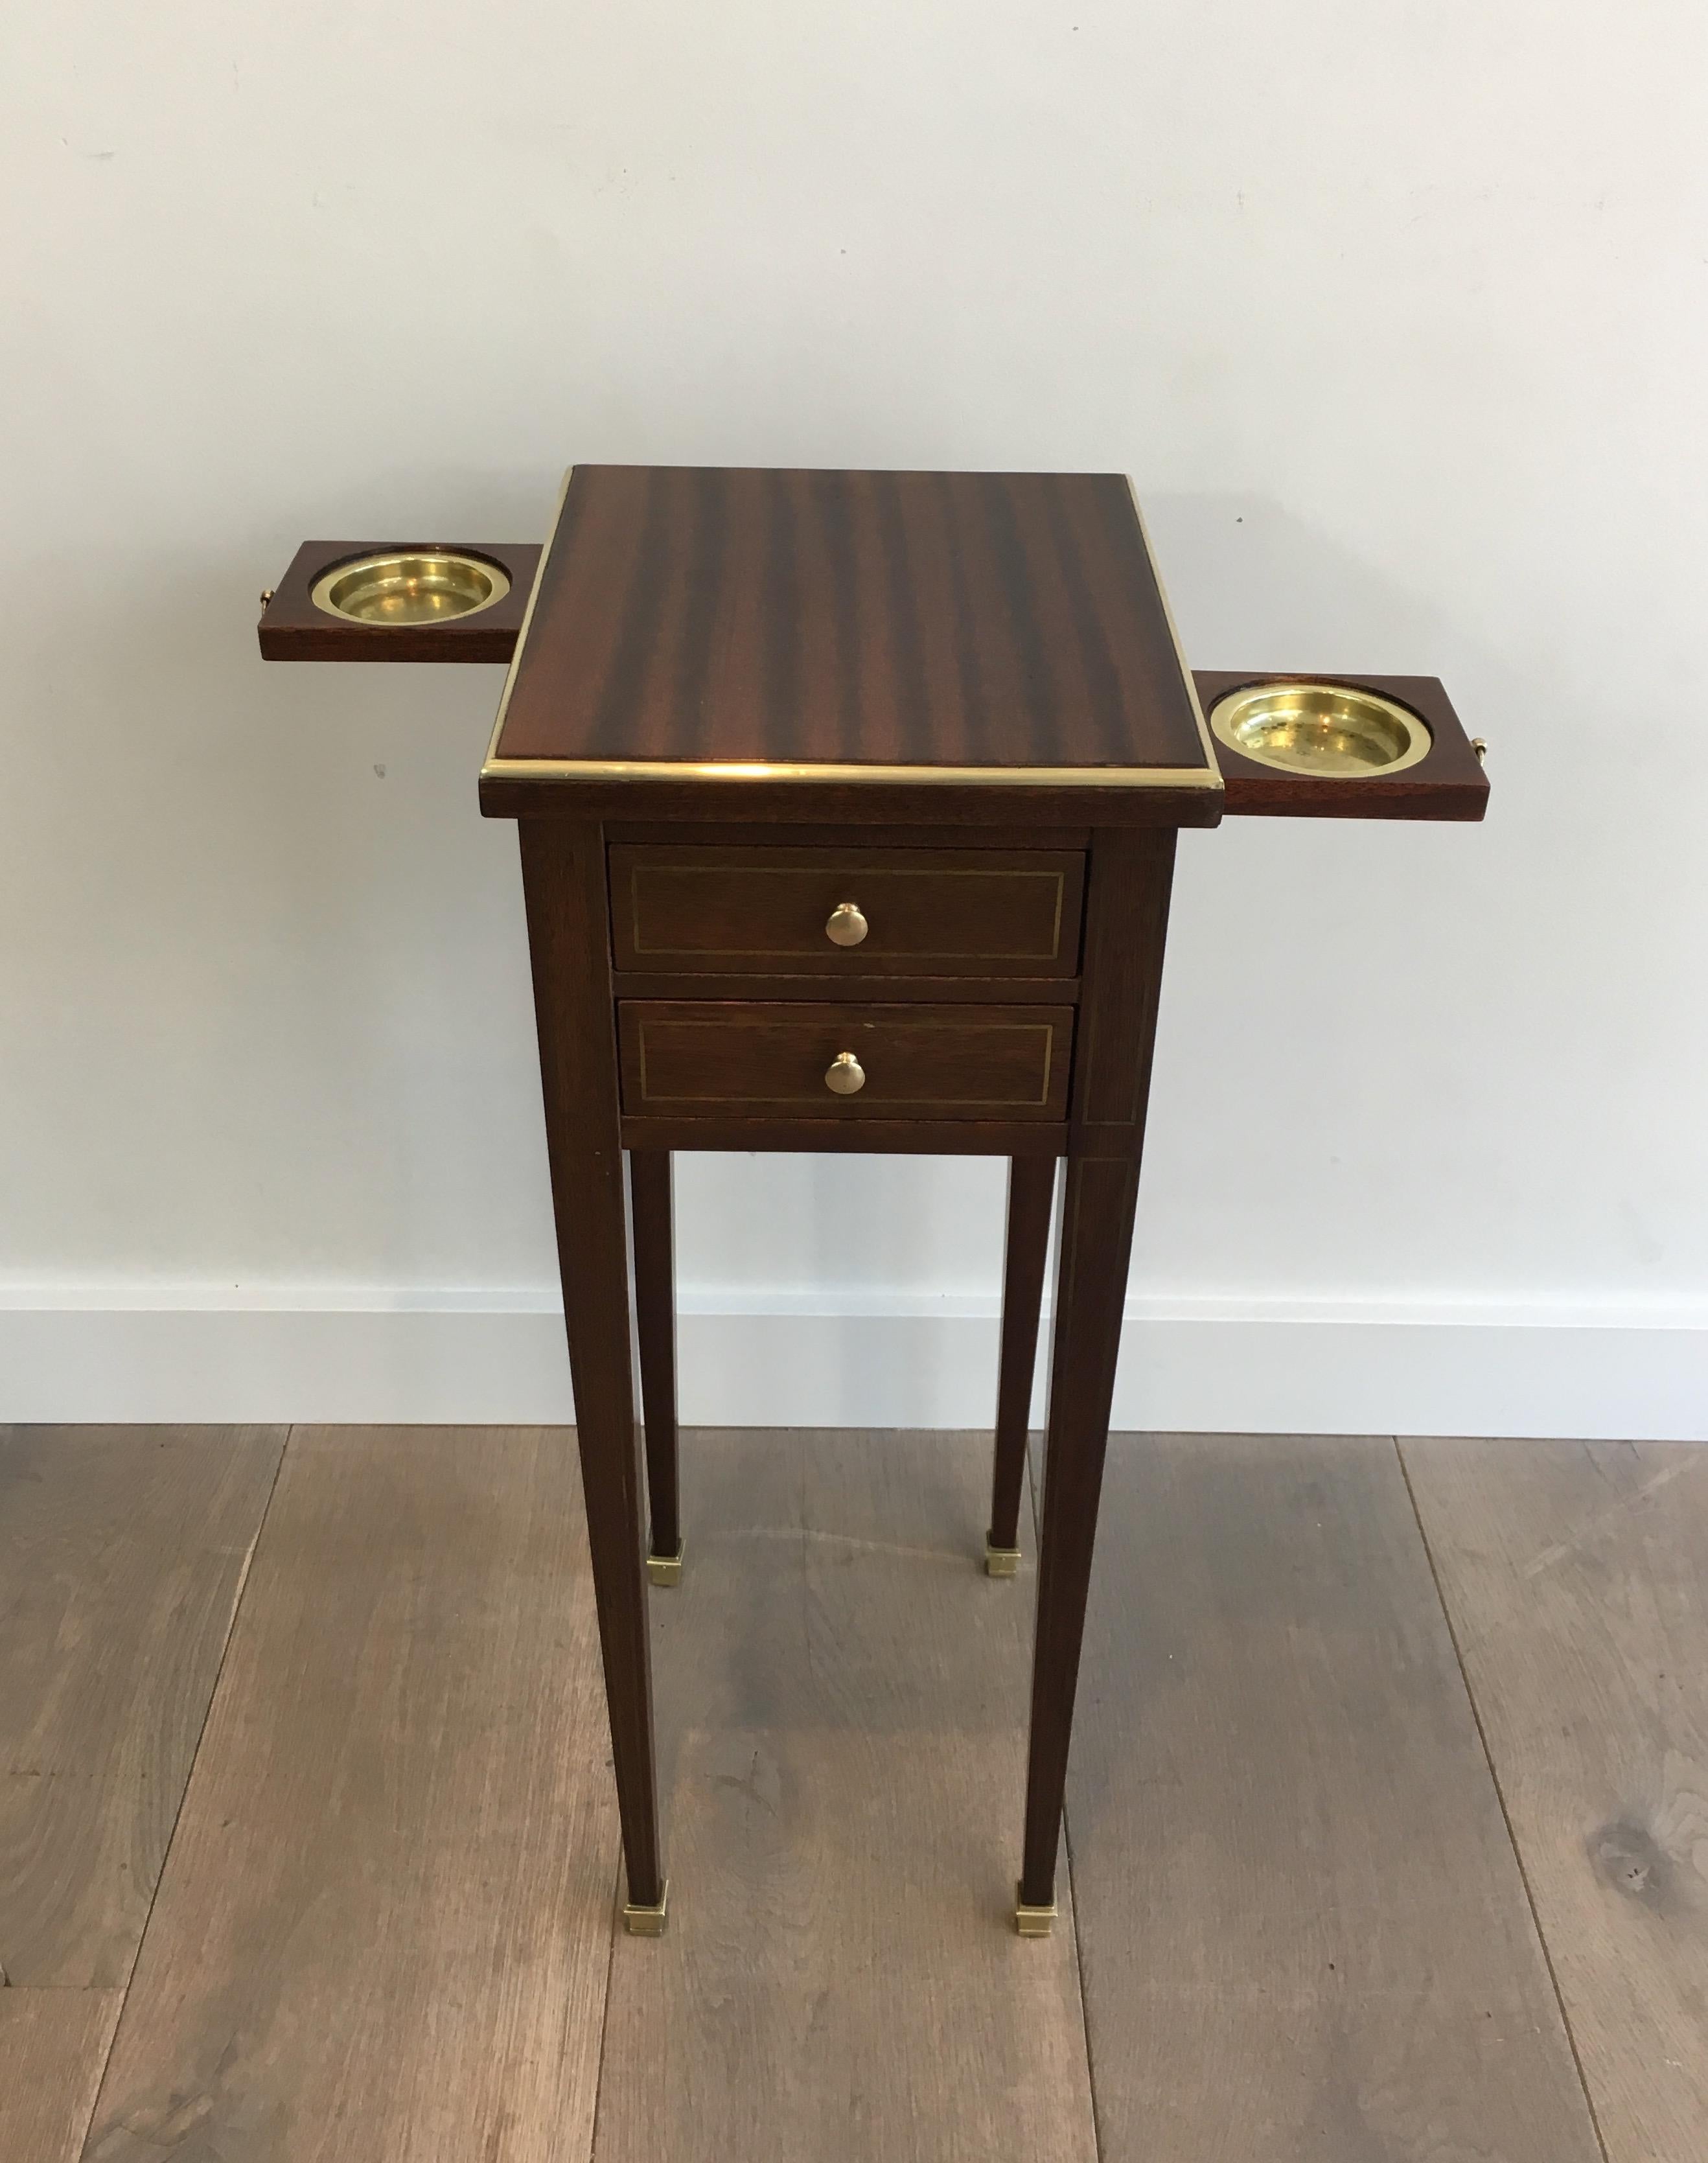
[{"left": 3, "top": 1, "right": 1705, "bottom": 1434}]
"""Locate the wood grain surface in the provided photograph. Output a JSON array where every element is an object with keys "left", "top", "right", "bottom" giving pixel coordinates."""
[
  {"left": 1404, "top": 1437, "right": 1708, "bottom": 2163},
  {"left": 608, "top": 820, "right": 1093, "bottom": 850},
  {"left": 0, "top": 1990, "right": 122, "bottom": 2163},
  {"left": 609, "top": 844, "right": 1085, "bottom": 978},
  {"left": 80, "top": 1427, "right": 619, "bottom": 2163},
  {"left": 987, "top": 1157, "right": 1056, "bottom": 1556},
  {"left": 617, "top": 1112, "right": 1068, "bottom": 1156},
  {"left": 1015, "top": 827, "right": 1177, "bottom": 1910},
  {"left": 0, "top": 1424, "right": 284, "bottom": 1988},
  {"left": 617, "top": 1001, "right": 1074, "bottom": 1120},
  {"left": 522, "top": 820, "right": 666, "bottom": 1909},
  {"left": 495, "top": 467, "right": 1206, "bottom": 775},
  {"left": 481, "top": 767, "right": 1222, "bottom": 829},
  {"left": 593, "top": 1428, "right": 1098, "bottom": 2163},
  {"left": 629, "top": 1148, "right": 681, "bottom": 1563},
  {"left": 1065, "top": 1433, "right": 1603, "bottom": 2163},
  {"left": 6, "top": 1422, "right": 1673, "bottom": 2162},
  {"left": 610, "top": 969, "right": 1081, "bottom": 1006}
]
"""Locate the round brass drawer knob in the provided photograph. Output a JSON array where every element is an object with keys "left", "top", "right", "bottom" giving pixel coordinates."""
[
  {"left": 825, "top": 1052, "right": 866, "bottom": 1096},
  {"left": 825, "top": 902, "right": 868, "bottom": 947}
]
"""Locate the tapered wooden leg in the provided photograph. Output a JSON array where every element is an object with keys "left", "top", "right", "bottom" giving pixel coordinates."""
[
  {"left": 629, "top": 1149, "right": 682, "bottom": 1582},
  {"left": 1017, "top": 825, "right": 1177, "bottom": 1931},
  {"left": 986, "top": 1156, "right": 1056, "bottom": 1575},
  {"left": 520, "top": 822, "right": 665, "bottom": 1923},
  {"left": 1019, "top": 1156, "right": 1142, "bottom": 1919}
]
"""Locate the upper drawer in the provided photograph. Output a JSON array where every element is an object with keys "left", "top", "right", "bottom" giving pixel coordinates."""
[{"left": 608, "top": 846, "right": 1085, "bottom": 978}]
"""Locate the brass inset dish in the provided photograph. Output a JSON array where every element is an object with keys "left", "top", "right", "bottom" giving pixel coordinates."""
[
  {"left": 310, "top": 550, "right": 511, "bottom": 627},
  {"left": 1208, "top": 681, "right": 1431, "bottom": 778}
]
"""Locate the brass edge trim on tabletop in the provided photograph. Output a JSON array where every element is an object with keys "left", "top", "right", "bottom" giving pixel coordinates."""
[
  {"left": 481, "top": 465, "right": 1224, "bottom": 793},
  {"left": 484, "top": 466, "right": 575, "bottom": 773},
  {"left": 1125, "top": 475, "right": 1223, "bottom": 788},
  {"left": 482, "top": 755, "right": 1223, "bottom": 789}
]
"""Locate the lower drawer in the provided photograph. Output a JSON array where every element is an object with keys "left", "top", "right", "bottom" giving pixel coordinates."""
[{"left": 617, "top": 1002, "right": 1073, "bottom": 1120}]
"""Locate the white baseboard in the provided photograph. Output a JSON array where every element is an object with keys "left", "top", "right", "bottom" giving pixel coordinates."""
[{"left": 1, "top": 1288, "right": 1703, "bottom": 1439}]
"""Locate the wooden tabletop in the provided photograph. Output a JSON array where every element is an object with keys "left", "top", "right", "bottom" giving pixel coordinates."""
[{"left": 487, "top": 467, "right": 1215, "bottom": 796}]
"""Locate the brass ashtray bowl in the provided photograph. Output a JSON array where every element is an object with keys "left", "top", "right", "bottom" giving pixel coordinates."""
[
  {"left": 310, "top": 550, "right": 510, "bottom": 627},
  {"left": 1208, "top": 681, "right": 1431, "bottom": 778}
]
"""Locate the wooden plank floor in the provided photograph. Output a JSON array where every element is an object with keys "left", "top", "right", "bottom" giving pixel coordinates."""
[
  {"left": 81, "top": 1428, "right": 619, "bottom": 2163},
  {"left": 594, "top": 1428, "right": 1097, "bottom": 2163},
  {"left": 1405, "top": 1437, "right": 1708, "bottom": 2163},
  {"left": 1062, "top": 1433, "right": 1603, "bottom": 2163},
  {"left": 0, "top": 1991, "right": 122, "bottom": 2163},
  {"left": 2, "top": 1424, "right": 1701, "bottom": 2160},
  {"left": 0, "top": 1424, "right": 284, "bottom": 1987}
]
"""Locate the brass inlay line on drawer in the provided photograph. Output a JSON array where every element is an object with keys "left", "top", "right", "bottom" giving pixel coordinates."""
[
  {"left": 634, "top": 1019, "right": 1058, "bottom": 1109},
  {"left": 618, "top": 1002, "right": 1073, "bottom": 1121},
  {"left": 625, "top": 866, "right": 1067, "bottom": 963},
  {"left": 610, "top": 846, "right": 1086, "bottom": 979}
]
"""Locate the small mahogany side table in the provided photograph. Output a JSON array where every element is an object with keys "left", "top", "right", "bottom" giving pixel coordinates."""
[{"left": 262, "top": 466, "right": 1488, "bottom": 1936}]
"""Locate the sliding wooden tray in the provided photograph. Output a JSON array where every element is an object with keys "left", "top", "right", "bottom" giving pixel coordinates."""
[
  {"left": 258, "top": 541, "right": 542, "bottom": 664},
  {"left": 1193, "top": 671, "right": 1487, "bottom": 822}
]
